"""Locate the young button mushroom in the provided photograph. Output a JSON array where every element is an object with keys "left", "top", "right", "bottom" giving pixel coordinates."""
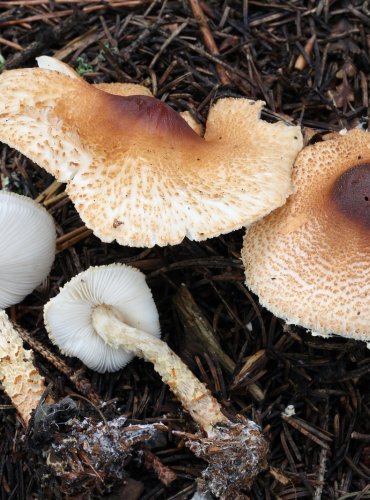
[
  {"left": 242, "top": 129, "right": 370, "bottom": 340},
  {"left": 0, "top": 56, "right": 303, "bottom": 247},
  {"left": 44, "top": 264, "right": 268, "bottom": 497}
]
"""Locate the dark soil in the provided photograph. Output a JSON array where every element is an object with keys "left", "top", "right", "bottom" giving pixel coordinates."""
[{"left": 0, "top": 1, "right": 369, "bottom": 499}]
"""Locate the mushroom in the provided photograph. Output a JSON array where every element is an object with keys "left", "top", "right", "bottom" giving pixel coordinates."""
[
  {"left": 45, "top": 263, "right": 161, "bottom": 373},
  {"left": 0, "top": 191, "right": 56, "bottom": 423},
  {"left": 44, "top": 264, "right": 268, "bottom": 497},
  {"left": 0, "top": 311, "right": 47, "bottom": 424},
  {"left": 0, "top": 190, "right": 56, "bottom": 308},
  {"left": 242, "top": 129, "right": 370, "bottom": 339},
  {"left": 0, "top": 56, "right": 303, "bottom": 247}
]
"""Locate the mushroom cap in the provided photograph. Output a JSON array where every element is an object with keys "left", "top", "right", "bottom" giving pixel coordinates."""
[
  {"left": 0, "top": 310, "right": 46, "bottom": 424},
  {"left": 44, "top": 264, "right": 161, "bottom": 372},
  {"left": 0, "top": 191, "right": 56, "bottom": 308},
  {"left": 0, "top": 57, "right": 303, "bottom": 247},
  {"left": 242, "top": 129, "right": 370, "bottom": 340}
]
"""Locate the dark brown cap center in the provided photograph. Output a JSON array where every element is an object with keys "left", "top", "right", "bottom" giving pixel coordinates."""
[
  {"left": 331, "top": 163, "right": 370, "bottom": 229},
  {"left": 103, "top": 93, "right": 202, "bottom": 144}
]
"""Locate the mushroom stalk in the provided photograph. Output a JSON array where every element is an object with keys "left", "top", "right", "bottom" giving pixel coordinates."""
[
  {"left": 92, "top": 305, "right": 227, "bottom": 436},
  {"left": 45, "top": 264, "right": 269, "bottom": 497},
  {"left": 0, "top": 311, "right": 46, "bottom": 425},
  {"left": 92, "top": 304, "right": 269, "bottom": 497}
]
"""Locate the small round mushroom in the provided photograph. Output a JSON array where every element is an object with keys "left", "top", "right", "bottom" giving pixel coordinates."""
[
  {"left": 0, "top": 191, "right": 56, "bottom": 308},
  {"left": 0, "top": 191, "right": 56, "bottom": 423},
  {"left": 242, "top": 129, "right": 370, "bottom": 339},
  {"left": 0, "top": 56, "right": 302, "bottom": 247},
  {"left": 45, "top": 264, "right": 161, "bottom": 373},
  {"left": 44, "top": 264, "right": 268, "bottom": 497}
]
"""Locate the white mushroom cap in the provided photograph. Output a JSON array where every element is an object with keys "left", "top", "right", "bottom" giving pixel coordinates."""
[
  {"left": 44, "top": 264, "right": 161, "bottom": 372},
  {"left": 0, "top": 191, "right": 56, "bottom": 308},
  {"left": 36, "top": 56, "right": 82, "bottom": 80},
  {"left": 0, "top": 57, "right": 303, "bottom": 247}
]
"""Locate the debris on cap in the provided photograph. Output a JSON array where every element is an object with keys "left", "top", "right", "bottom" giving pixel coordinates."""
[
  {"left": 242, "top": 129, "right": 370, "bottom": 340},
  {"left": 0, "top": 57, "right": 303, "bottom": 247}
]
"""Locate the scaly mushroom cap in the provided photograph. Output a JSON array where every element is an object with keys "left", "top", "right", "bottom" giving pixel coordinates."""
[
  {"left": 242, "top": 129, "right": 370, "bottom": 339},
  {"left": 44, "top": 264, "right": 161, "bottom": 372},
  {"left": 0, "top": 191, "right": 56, "bottom": 308},
  {"left": 0, "top": 57, "right": 303, "bottom": 247},
  {"left": 0, "top": 311, "right": 46, "bottom": 424}
]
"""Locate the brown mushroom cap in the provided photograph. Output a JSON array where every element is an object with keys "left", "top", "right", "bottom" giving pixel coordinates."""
[
  {"left": 0, "top": 58, "right": 302, "bottom": 247},
  {"left": 242, "top": 129, "right": 370, "bottom": 340}
]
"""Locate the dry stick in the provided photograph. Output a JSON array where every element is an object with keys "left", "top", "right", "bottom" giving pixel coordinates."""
[
  {"left": 43, "top": 191, "right": 69, "bottom": 208},
  {"left": 15, "top": 324, "right": 101, "bottom": 406},
  {"left": 56, "top": 226, "right": 93, "bottom": 253},
  {"left": 282, "top": 414, "right": 332, "bottom": 449},
  {"left": 0, "top": 0, "right": 147, "bottom": 4},
  {"left": 314, "top": 445, "right": 329, "bottom": 499},
  {"left": 5, "top": 14, "right": 85, "bottom": 69},
  {"left": 142, "top": 448, "right": 177, "bottom": 486},
  {"left": 35, "top": 180, "right": 63, "bottom": 204},
  {"left": 232, "top": 350, "right": 267, "bottom": 390},
  {"left": 174, "top": 287, "right": 235, "bottom": 373},
  {"left": 313, "top": 403, "right": 329, "bottom": 499},
  {"left": 173, "top": 287, "right": 264, "bottom": 402},
  {"left": 0, "top": 1, "right": 155, "bottom": 25},
  {"left": 0, "top": 10, "right": 74, "bottom": 26},
  {"left": 188, "top": 0, "right": 230, "bottom": 85},
  {"left": 53, "top": 27, "right": 100, "bottom": 60},
  {"left": 149, "top": 20, "right": 188, "bottom": 69},
  {"left": 351, "top": 432, "right": 370, "bottom": 442},
  {"left": 0, "top": 36, "right": 22, "bottom": 50},
  {"left": 294, "top": 34, "right": 316, "bottom": 71}
]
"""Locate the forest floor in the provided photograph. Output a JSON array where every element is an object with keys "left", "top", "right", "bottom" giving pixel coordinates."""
[{"left": 0, "top": 1, "right": 369, "bottom": 499}]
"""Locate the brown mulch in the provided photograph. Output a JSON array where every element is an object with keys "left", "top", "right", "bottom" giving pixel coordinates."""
[{"left": 0, "top": 1, "right": 369, "bottom": 499}]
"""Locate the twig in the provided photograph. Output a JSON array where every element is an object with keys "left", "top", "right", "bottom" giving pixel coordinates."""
[
  {"left": 295, "top": 34, "right": 316, "bottom": 71},
  {"left": 188, "top": 0, "right": 230, "bottom": 85},
  {"left": 150, "top": 20, "right": 188, "bottom": 69},
  {"left": 142, "top": 448, "right": 177, "bottom": 486},
  {"left": 0, "top": 36, "right": 22, "bottom": 50},
  {"left": 15, "top": 324, "right": 102, "bottom": 406},
  {"left": 56, "top": 226, "right": 93, "bottom": 253}
]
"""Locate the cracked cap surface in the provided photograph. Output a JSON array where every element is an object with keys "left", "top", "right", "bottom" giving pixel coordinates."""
[{"left": 242, "top": 129, "right": 370, "bottom": 339}]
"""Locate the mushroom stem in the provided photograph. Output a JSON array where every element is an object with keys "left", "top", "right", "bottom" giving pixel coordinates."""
[
  {"left": 92, "top": 305, "right": 227, "bottom": 435},
  {"left": 92, "top": 304, "right": 269, "bottom": 497},
  {"left": 0, "top": 310, "right": 46, "bottom": 425}
]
